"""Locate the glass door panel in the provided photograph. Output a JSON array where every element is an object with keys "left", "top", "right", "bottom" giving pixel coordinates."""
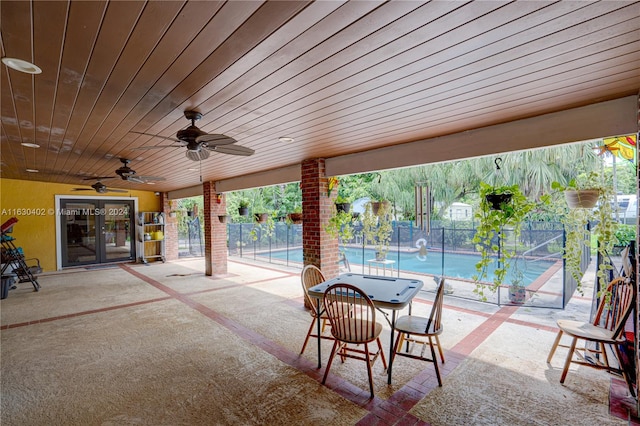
[
  {"left": 61, "top": 201, "right": 98, "bottom": 266},
  {"left": 103, "top": 202, "right": 132, "bottom": 261},
  {"left": 60, "top": 199, "right": 135, "bottom": 267}
]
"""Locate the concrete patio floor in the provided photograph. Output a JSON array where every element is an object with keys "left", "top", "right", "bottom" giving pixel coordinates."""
[{"left": 1, "top": 257, "right": 638, "bottom": 425}]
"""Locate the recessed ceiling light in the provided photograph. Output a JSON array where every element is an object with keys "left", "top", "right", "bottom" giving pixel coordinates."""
[
  {"left": 21, "top": 142, "right": 40, "bottom": 148},
  {"left": 146, "top": 182, "right": 156, "bottom": 185},
  {"left": 187, "top": 167, "right": 198, "bottom": 171},
  {"left": 2, "top": 57, "right": 42, "bottom": 74},
  {"left": 278, "top": 136, "right": 295, "bottom": 143},
  {"left": 26, "top": 168, "right": 39, "bottom": 173}
]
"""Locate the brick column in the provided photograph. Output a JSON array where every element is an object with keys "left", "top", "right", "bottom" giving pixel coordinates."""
[
  {"left": 203, "top": 181, "right": 228, "bottom": 276},
  {"left": 160, "top": 193, "right": 179, "bottom": 261},
  {"left": 301, "top": 158, "right": 339, "bottom": 279}
]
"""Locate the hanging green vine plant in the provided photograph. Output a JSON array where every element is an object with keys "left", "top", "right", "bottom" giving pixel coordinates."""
[
  {"left": 551, "top": 171, "right": 618, "bottom": 294},
  {"left": 472, "top": 182, "right": 536, "bottom": 300}
]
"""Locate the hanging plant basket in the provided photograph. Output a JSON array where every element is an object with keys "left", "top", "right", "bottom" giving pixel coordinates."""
[
  {"left": 335, "top": 202, "right": 351, "bottom": 213},
  {"left": 254, "top": 213, "right": 269, "bottom": 223},
  {"left": 564, "top": 189, "right": 599, "bottom": 209},
  {"left": 485, "top": 193, "right": 513, "bottom": 210},
  {"left": 371, "top": 200, "right": 390, "bottom": 215},
  {"left": 238, "top": 207, "right": 249, "bottom": 216},
  {"left": 287, "top": 212, "right": 303, "bottom": 224},
  {"left": 218, "top": 215, "right": 228, "bottom": 223}
]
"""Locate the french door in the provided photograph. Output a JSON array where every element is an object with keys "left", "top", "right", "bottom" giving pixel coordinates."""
[{"left": 59, "top": 198, "right": 136, "bottom": 267}]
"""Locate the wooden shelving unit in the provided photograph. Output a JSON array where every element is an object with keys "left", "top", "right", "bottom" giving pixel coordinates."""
[{"left": 138, "top": 212, "right": 165, "bottom": 263}]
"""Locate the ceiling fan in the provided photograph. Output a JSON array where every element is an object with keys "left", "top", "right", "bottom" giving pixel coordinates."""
[
  {"left": 88, "top": 158, "right": 165, "bottom": 184},
  {"left": 113, "top": 158, "right": 165, "bottom": 184},
  {"left": 132, "top": 110, "right": 255, "bottom": 161},
  {"left": 72, "top": 180, "right": 128, "bottom": 194}
]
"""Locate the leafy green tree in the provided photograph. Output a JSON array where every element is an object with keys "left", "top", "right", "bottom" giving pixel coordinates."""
[{"left": 604, "top": 158, "right": 636, "bottom": 195}]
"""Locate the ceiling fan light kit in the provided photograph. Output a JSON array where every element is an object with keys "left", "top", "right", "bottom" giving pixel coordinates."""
[{"left": 186, "top": 149, "right": 209, "bottom": 161}]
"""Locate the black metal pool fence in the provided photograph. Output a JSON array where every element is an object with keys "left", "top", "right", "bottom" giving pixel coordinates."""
[
  {"left": 183, "top": 220, "right": 588, "bottom": 308},
  {"left": 231, "top": 221, "right": 583, "bottom": 305},
  {"left": 227, "top": 220, "right": 565, "bottom": 263}
]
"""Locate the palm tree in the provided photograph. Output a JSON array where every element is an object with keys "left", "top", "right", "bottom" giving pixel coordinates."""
[{"left": 470, "top": 143, "right": 600, "bottom": 199}]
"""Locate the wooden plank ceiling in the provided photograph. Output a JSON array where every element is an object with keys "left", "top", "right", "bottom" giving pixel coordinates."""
[{"left": 1, "top": 0, "right": 639, "bottom": 192}]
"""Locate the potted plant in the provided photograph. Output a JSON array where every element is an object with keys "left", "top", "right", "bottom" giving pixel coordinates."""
[
  {"left": 238, "top": 199, "right": 249, "bottom": 216},
  {"left": 507, "top": 260, "right": 527, "bottom": 304},
  {"left": 335, "top": 195, "right": 352, "bottom": 214},
  {"left": 370, "top": 199, "right": 391, "bottom": 216},
  {"left": 250, "top": 196, "right": 273, "bottom": 224},
  {"left": 362, "top": 200, "right": 393, "bottom": 261},
  {"left": 556, "top": 173, "right": 601, "bottom": 208},
  {"left": 325, "top": 209, "right": 354, "bottom": 243},
  {"left": 250, "top": 212, "right": 276, "bottom": 241},
  {"left": 551, "top": 172, "right": 617, "bottom": 293},
  {"left": 472, "top": 183, "right": 536, "bottom": 300},
  {"left": 612, "top": 224, "right": 636, "bottom": 255},
  {"left": 168, "top": 200, "right": 179, "bottom": 217},
  {"left": 286, "top": 205, "right": 303, "bottom": 224},
  {"left": 254, "top": 212, "right": 270, "bottom": 223}
]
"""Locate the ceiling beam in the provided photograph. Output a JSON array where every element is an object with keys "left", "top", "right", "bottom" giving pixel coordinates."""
[{"left": 326, "top": 95, "right": 638, "bottom": 176}]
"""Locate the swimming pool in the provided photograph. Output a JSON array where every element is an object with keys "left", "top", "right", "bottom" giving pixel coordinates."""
[{"left": 262, "top": 247, "right": 556, "bottom": 286}]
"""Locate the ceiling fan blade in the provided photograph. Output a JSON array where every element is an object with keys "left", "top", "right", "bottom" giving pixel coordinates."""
[
  {"left": 210, "top": 144, "right": 255, "bottom": 156},
  {"left": 72, "top": 188, "right": 94, "bottom": 191},
  {"left": 133, "top": 145, "right": 185, "bottom": 150},
  {"left": 83, "top": 176, "right": 114, "bottom": 180},
  {"left": 137, "top": 175, "right": 166, "bottom": 181},
  {"left": 131, "top": 131, "right": 181, "bottom": 143},
  {"left": 196, "top": 134, "right": 237, "bottom": 145},
  {"left": 125, "top": 176, "right": 146, "bottom": 184}
]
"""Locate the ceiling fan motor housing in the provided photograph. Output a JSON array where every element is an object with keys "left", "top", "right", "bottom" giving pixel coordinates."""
[
  {"left": 93, "top": 182, "right": 108, "bottom": 193},
  {"left": 177, "top": 126, "right": 208, "bottom": 143},
  {"left": 116, "top": 158, "right": 136, "bottom": 179}
]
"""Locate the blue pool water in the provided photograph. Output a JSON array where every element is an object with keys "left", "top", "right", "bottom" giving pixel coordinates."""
[{"left": 262, "top": 247, "right": 556, "bottom": 286}]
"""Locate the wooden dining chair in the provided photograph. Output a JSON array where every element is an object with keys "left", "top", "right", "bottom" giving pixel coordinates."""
[
  {"left": 321, "top": 283, "right": 387, "bottom": 398},
  {"left": 391, "top": 277, "right": 446, "bottom": 386},
  {"left": 299, "top": 265, "right": 332, "bottom": 355},
  {"left": 546, "top": 276, "right": 635, "bottom": 393}
]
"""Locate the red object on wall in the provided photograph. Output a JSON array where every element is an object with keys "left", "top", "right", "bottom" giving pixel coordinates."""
[{"left": 1, "top": 217, "right": 18, "bottom": 234}]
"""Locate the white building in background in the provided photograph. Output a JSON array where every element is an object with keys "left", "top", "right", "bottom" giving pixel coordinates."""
[
  {"left": 444, "top": 202, "right": 473, "bottom": 221},
  {"left": 614, "top": 194, "right": 637, "bottom": 224}
]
